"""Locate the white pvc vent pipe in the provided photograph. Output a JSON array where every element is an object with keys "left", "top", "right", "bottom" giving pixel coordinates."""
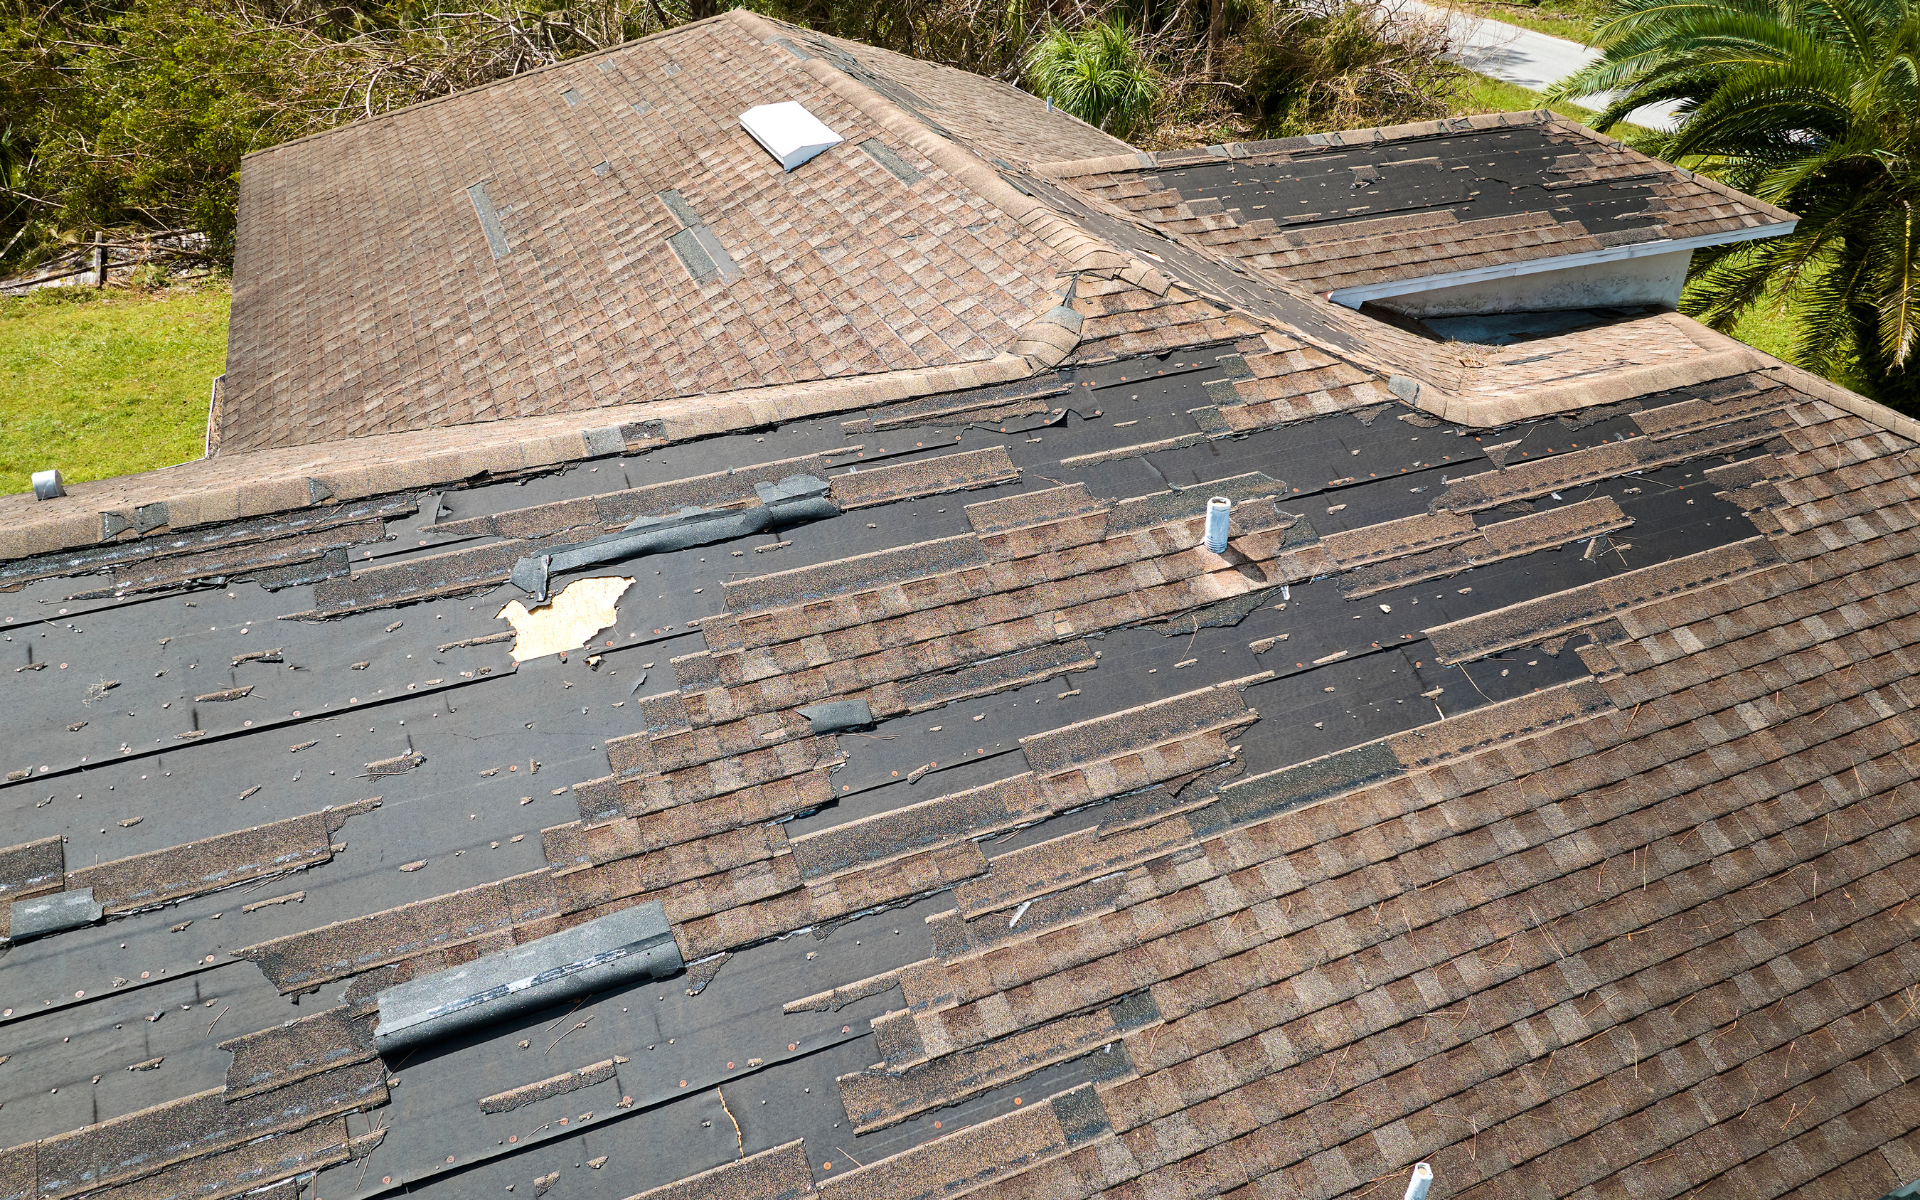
[
  {"left": 1205, "top": 496, "right": 1231, "bottom": 553},
  {"left": 1404, "top": 1163, "right": 1434, "bottom": 1200}
]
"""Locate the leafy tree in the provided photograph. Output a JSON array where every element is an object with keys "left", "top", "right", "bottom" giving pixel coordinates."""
[
  {"left": 1022, "top": 16, "right": 1159, "bottom": 138},
  {"left": 0, "top": 0, "right": 671, "bottom": 271},
  {"left": 1548, "top": 0, "right": 1920, "bottom": 403}
]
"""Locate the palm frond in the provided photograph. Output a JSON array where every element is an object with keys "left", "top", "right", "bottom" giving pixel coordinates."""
[{"left": 1871, "top": 198, "right": 1920, "bottom": 365}]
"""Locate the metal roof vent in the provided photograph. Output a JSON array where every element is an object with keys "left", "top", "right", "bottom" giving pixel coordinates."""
[{"left": 740, "top": 102, "right": 843, "bottom": 171}]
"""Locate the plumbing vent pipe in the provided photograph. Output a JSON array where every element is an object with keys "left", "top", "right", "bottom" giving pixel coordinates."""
[
  {"left": 1404, "top": 1163, "right": 1434, "bottom": 1200},
  {"left": 1205, "top": 496, "right": 1231, "bottom": 553}
]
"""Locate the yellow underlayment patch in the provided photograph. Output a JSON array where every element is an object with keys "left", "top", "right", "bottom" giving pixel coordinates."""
[{"left": 496, "top": 576, "right": 634, "bottom": 662}]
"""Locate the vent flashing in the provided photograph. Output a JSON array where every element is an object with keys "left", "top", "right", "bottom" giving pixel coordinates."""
[{"left": 740, "top": 101, "right": 843, "bottom": 172}]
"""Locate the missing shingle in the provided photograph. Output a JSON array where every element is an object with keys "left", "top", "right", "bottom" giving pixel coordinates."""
[
  {"left": 466, "top": 182, "right": 511, "bottom": 260},
  {"left": 668, "top": 224, "right": 741, "bottom": 285},
  {"left": 1056, "top": 1082, "right": 1117, "bottom": 1146},
  {"left": 657, "top": 188, "right": 700, "bottom": 229},
  {"left": 689, "top": 226, "right": 740, "bottom": 280},
  {"left": 497, "top": 576, "right": 634, "bottom": 662},
  {"left": 668, "top": 227, "right": 718, "bottom": 282},
  {"left": 857, "top": 138, "right": 923, "bottom": 184}
]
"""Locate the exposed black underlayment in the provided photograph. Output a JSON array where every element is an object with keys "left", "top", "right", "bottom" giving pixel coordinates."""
[
  {"left": 1150, "top": 127, "right": 1666, "bottom": 240},
  {"left": 309, "top": 891, "right": 940, "bottom": 1200},
  {"left": 0, "top": 342, "right": 1792, "bottom": 1199}
]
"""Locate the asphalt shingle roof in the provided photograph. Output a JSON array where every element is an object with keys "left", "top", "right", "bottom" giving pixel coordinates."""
[
  {"left": 1046, "top": 113, "right": 1797, "bottom": 297},
  {"left": 5, "top": 18, "right": 1919, "bottom": 1200}
]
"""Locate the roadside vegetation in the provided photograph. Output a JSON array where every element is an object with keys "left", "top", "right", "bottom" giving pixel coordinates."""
[{"left": 0, "top": 0, "right": 1483, "bottom": 282}]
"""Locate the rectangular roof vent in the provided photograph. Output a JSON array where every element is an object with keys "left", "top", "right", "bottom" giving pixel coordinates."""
[{"left": 740, "top": 101, "right": 843, "bottom": 172}]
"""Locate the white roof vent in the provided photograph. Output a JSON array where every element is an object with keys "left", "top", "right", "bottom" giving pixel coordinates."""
[{"left": 741, "top": 102, "right": 843, "bottom": 172}]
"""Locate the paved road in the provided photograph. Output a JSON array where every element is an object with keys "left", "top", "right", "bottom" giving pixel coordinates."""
[{"left": 1396, "top": 0, "right": 1684, "bottom": 130}]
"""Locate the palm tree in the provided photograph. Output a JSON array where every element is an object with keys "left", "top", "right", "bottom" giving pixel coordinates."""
[
  {"left": 1021, "top": 17, "right": 1160, "bottom": 142},
  {"left": 1547, "top": 0, "right": 1920, "bottom": 404}
]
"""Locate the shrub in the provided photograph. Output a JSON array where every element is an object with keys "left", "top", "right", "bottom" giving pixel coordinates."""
[
  {"left": 1230, "top": 1, "right": 1461, "bottom": 137},
  {"left": 1022, "top": 16, "right": 1160, "bottom": 139}
]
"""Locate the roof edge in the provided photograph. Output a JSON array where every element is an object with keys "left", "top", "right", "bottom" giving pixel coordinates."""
[
  {"left": 1327, "top": 220, "right": 1797, "bottom": 307},
  {"left": 1033, "top": 109, "right": 1800, "bottom": 230},
  {"left": 1535, "top": 113, "right": 1802, "bottom": 228},
  {"left": 1675, "top": 313, "right": 1920, "bottom": 443},
  {"left": 239, "top": 14, "right": 740, "bottom": 161}
]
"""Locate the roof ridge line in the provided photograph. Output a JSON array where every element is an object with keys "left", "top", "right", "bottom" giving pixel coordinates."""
[
  {"left": 0, "top": 354, "right": 1031, "bottom": 564},
  {"left": 1409, "top": 345, "right": 1769, "bottom": 429},
  {"left": 1671, "top": 312, "right": 1920, "bottom": 443},
  {"left": 1028, "top": 110, "right": 1558, "bottom": 179},
  {"left": 239, "top": 14, "right": 734, "bottom": 162}
]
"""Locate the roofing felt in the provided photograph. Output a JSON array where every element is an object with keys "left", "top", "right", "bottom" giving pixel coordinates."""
[
  {"left": 10, "top": 313, "right": 1920, "bottom": 1200},
  {"left": 1051, "top": 113, "right": 1798, "bottom": 297}
]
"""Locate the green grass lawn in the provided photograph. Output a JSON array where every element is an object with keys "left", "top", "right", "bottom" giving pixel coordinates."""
[
  {"left": 1698, "top": 291, "right": 1797, "bottom": 361},
  {"left": 0, "top": 279, "right": 228, "bottom": 496},
  {"left": 1451, "top": 71, "right": 1647, "bottom": 137},
  {"left": 1435, "top": 0, "right": 1607, "bottom": 43}
]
